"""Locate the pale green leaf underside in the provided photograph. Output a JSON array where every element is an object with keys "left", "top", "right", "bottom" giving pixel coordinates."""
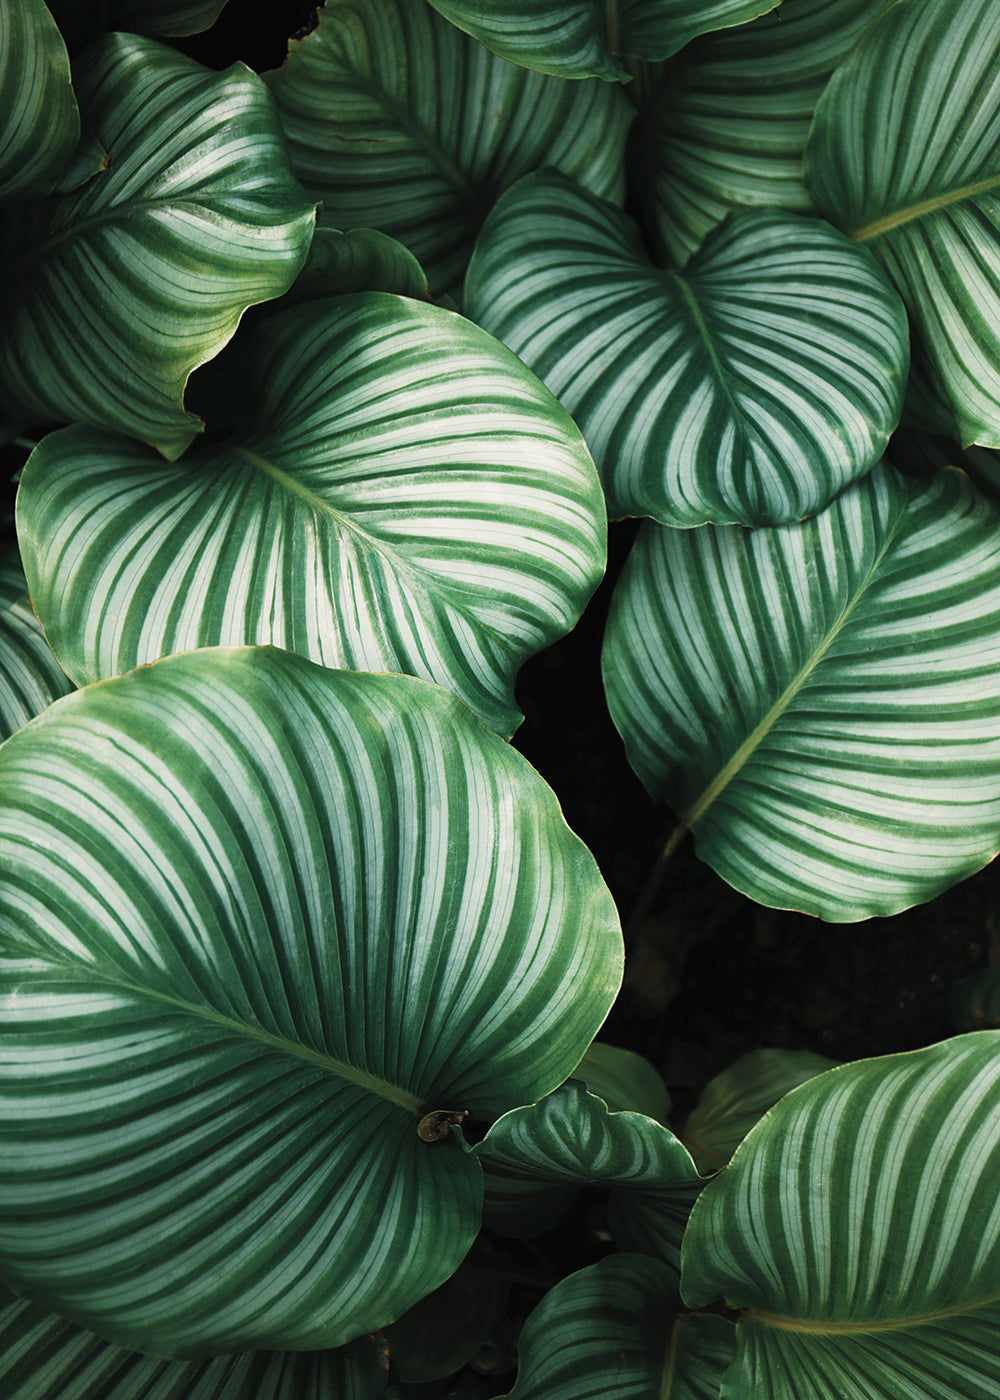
[
  {"left": 264, "top": 0, "right": 632, "bottom": 298},
  {"left": 602, "top": 464, "right": 1000, "bottom": 920},
  {"left": 0, "top": 649, "right": 622, "bottom": 1355},
  {"left": 806, "top": 0, "right": 1000, "bottom": 447},
  {"left": 17, "top": 294, "right": 605, "bottom": 739},
  {"left": 475, "top": 1081, "right": 701, "bottom": 1268},
  {"left": 0, "top": 1293, "right": 386, "bottom": 1400},
  {"left": 466, "top": 170, "right": 907, "bottom": 526},
  {"left": 426, "top": 0, "right": 776, "bottom": 81},
  {"left": 0, "top": 34, "right": 315, "bottom": 458},
  {"left": 632, "top": 0, "right": 897, "bottom": 267},
  {"left": 505, "top": 1255, "right": 734, "bottom": 1400},
  {"left": 0, "top": 0, "right": 79, "bottom": 201},
  {"left": 682, "top": 1033, "right": 1000, "bottom": 1399},
  {"left": 0, "top": 559, "right": 73, "bottom": 742}
]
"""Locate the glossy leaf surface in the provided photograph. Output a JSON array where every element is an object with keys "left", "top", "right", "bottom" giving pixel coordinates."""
[
  {"left": 466, "top": 171, "right": 907, "bottom": 525},
  {"left": 0, "top": 35, "right": 315, "bottom": 458},
  {"left": 265, "top": 0, "right": 631, "bottom": 298},
  {"left": 0, "top": 0, "right": 79, "bottom": 200},
  {"left": 18, "top": 294, "right": 604, "bottom": 738},
  {"left": 806, "top": 0, "right": 1000, "bottom": 446},
  {"left": 504, "top": 1254, "right": 734, "bottom": 1400},
  {"left": 682, "top": 1034, "right": 1000, "bottom": 1399},
  {"left": 0, "top": 649, "right": 623, "bottom": 1355},
  {"left": 0, "top": 558, "right": 73, "bottom": 741},
  {"left": 603, "top": 464, "right": 1000, "bottom": 919}
]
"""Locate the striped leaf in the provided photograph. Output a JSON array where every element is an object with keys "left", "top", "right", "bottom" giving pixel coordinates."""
[
  {"left": 44, "top": 1, "right": 229, "bottom": 42},
  {"left": 264, "top": 0, "right": 632, "bottom": 299},
  {"left": 602, "top": 463, "right": 1000, "bottom": 920},
  {"left": 0, "top": 0, "right": 79, "bottom": 200},
  {"left": 630, "top": 0, "right": 897, "bottom": 267},
  {"left": 425, "top": 0, "right": 776, "bottom": 81},
  {"left": 0, "top": 648, "right": 623, "bottom": 1355},
  {"left": 17, "top": 294, "right": 604, "bottom": 739},
  {"left": 465, "top": 170, "right": 908, "bottom": 526},
  {"left": 504, "top": 1255, "right": 734, "bottom": 1400},
  {"left": 0, "top": 34, "right": 315, "bottom": 459},
  {"left": 285, "top": 227, "right": 429, "bottom": 304},
  {"left": 0, "top": 1292, "right": 386, "bottom": 1400},
  {"left": 682, "top": 1049, "right": 838, "bottom": 1173},
  {"left": 0, "top": 556, "right": 73, "bottom": 741},
  {"left": 805, "top": 0, "right": 1000, "bottom": 447},
  {"left": 475, "top": 1081, "right": 702, "bottom": 1269},
  {"left": 681, "top": 1033, "right": 1000, "bottom": 1399}
]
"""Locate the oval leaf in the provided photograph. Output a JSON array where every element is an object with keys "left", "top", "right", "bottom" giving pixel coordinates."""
[
  {"left": 602, "top": 463, "right": 1000, "bottom": 919},
  {"left": 0, "top": 0, "right": 79, "bottom": 201},
  {"left": 264, "top": 0, "right": 631, "bottom": 299},
  {"left": 0, "top": 34, "right": 315, "bottom": 458},
  {"left": 0, "top": 648, "right": 622, "bottom": 1355},
  {"left": 806, "top": 0, "right": 1000, "bottom": 446},
  {"left": 466, "top": 171, "right": 908, "bottom": 525},
  {"left": 681, "top": 1033, "right": 1000, "bottom": 1399},
  {"left": 17, "top": 294, "right": 605, "bottom": 739}
]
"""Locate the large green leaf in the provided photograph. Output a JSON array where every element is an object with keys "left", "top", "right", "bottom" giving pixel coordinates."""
[
  {"left": 264, "top": 0, "right": 632, "bottom": 299},
  {"left": 503, "top": 1255, "right": 734, "bottom": 1400},
  {"left": 602, "top": 463, "right": 1000, "bottom": 920},
  {"left": 466, "top": 170, "right": 907, "bottom": 526},
  {"left": 17, "top": 294, "right": 605, "bottom": 739},
  {"left": 0, "top": 556, "right": 73, "bottom": 740},
  {"left": 0, "top": 35, "right": 315, "bottom": 458},
  {"left": 681, "top": 1033, "right": 1000, "bottom": 1399},
  {"left": 805, "top": 0, "right": 1000, "bottom": 447},
  {"left": 630, "top": 0, "right": 897, "bottom": 267},
  {"left": 0, "top": 648, "right": 623, "bottom": 1356},
  {"left": 0, "top": 1292, "right": 387, "bottom": 1400},
  {"left": 0, "top": 0, "right": 79, "bottom": 201},
  {"left": 424, "top": 0, "right": 776, "bottom": 81}
]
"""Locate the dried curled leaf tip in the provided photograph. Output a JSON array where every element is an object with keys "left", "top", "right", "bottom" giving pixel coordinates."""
[{"left": 417, "top": 1108, "right": 468, "bottom": 1142}]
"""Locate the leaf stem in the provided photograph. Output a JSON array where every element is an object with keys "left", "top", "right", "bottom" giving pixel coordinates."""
[{"left": 624, "top": 819, "right": 686, "bottom": 944}]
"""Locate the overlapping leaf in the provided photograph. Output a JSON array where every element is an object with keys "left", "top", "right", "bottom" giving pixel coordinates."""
[
  {"left": 631, "top": 0, "right": 897, "bottom": 266},
  {"left": 264, "top": 0, "right": 631, "bottom": 298},
  {"left": 17, "top": 293, "right": 605, "bottom": 738},
  {"left": 682, "top": 1033, "right": 1000, "bottom": 1399},
  {"left": 425, "top": 0, "right": 776, "bottom": 81},
  {"left": 504, "top": 1255, "right": 734, "bottom": 1400},
  {"left": 0, "top": 34, "right": 315, "bottom": 458},
  {"left": 45, "top": 0, "right": 229, "bottom": 42},
  {"left": 602, "top": 463, "right": 1000, "bottom": 919},
  {"left": 0, "top": 557, "right": 73, "bottom": 740},
  {"left": 285, "top": 227, "right": 429, "bottom": 303},
  {"left": 573, "top": 1041, "right": 672, "bottom": 1121},
  {"left": 806, "top": 0, "right": 1000, "bottom": 446},
  {"left": 0, "top": 649, "right": 623, "bottom": 1355},
  {"left": 0, "top": 0, "right": 79, "bottom": 201},
  {"left": 466, "top": 170, "right": 907, "bottom": 525}
]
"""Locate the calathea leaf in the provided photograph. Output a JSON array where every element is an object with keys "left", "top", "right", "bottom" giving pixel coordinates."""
[
  {"left": 45, "top": 1, "right": 231, "bottom": 43},
  {"left": 0, "top": 0, "right": 79, "bottom": 200},
  {"left": 284, "top": 227, "right": 429, "bottom": 303},
  {"left": 805, "top": 0, "right": 1000, "bottom": 447},
  {"left": 465, "top": 170, "right": 908, "bottom": 526},
  {"left": 0, "top": 1291, "right": 388, "bottom": 1400},
  {"left": 681, "top": 1033, "right": 1000, "bottom": 1399},
  {"left": 0, "top": 34, "right": 315, "bottom": 459},
  {"left": 602, "top": 463, "right": 1000, "bottom": 920},
  {"left": 502, "top": 1254, "right": 734, "bottom": 1400},
  {"left": 572, "top": 1041, "right": 672, "bottom": 1122},
  {"left": 264, "top": 0, "right": 632, "bottom": 299},
  {"left": 17, "top": 293, "right": 605, "bottom": 739},
  {"left": 0, "top": 648, "right": 623, "bottom": 1356},
  {"left": 0, "top": 554, "right": 73, "bottom": 741}
]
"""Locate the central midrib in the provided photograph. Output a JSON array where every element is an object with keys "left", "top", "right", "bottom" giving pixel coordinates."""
[
  {"left": 748, "top": 1288, "right": 1000, "bottom": 1335},
  {"left": 849, "top": 171, "right": 1000, "bottom": 242}
]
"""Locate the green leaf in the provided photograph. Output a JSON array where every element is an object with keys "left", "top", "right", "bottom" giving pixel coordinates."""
[
  {"left": 475, "top": 1081, "right": 702, "bottom": 1267},
  {"left": 0, "top": 34, "right": 315, "bottom": 458},
  {"left": 425, "top": 0, "right": 777, "bottom": 81},
  {"left": 630, "top": 0, "right": 898, "bottom": 267},
  {"left": 805, "top": 0, "right": 1000, "bottom": 447},
  {"left": 0, "top": 1291, "right": 387, "bottom": 1400},
  {"left": 17, "top": 293, "right": 605, "bottom": 739},
  {"left": 466, "top": 170, "right": 908, "bottom": 526},
  {"left": 45, "top": 1, "right": 230, "bottom": 42},
  {"left": 0, "top": 0, "right": 79, "bottom": 201},
  {"left": 681, "top": 1033, "right": 1000, "bottom": 1399},
  {"left": 503, "top": 1254, "right": 734, "bottom": 1400},
  {"left": 574, "top": 1041, "right": 672, "bottom": 1122},
  {"left": 285, "top": 227, "right": 429, "bottom": 303},
  {"left": 0, "top": 648, "right": 623, "bottom": 1355},
  {"left": 264, "top": 0, "right": 632, "bottom": 299},
  {"left": 602, "top": 463, "right": 1000, "bottom": 920},
  {"left": 384, "top": 1244, "right": 505, "bottom": 1384},
  {"left": 0, "top": 555, "right": 73, "bottom": 740},
  {"left": 952, "top": 968, "right": 1000, "bottom": 1033},
  {"left": 683, "top": 1049, "right": 839, "bottom": 1172}
]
